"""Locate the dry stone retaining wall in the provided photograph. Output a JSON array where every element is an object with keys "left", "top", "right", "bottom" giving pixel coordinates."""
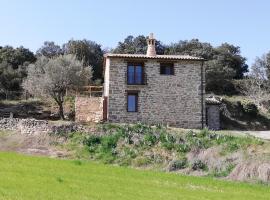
[{"left": 0, "top": 117, "right": 84, "bottom": 135}]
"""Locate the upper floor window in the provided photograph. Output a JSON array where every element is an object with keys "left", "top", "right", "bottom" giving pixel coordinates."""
[
  {"left": 160, "top": 63, "right": 174, "bottom": 75},
  {"left": 127, "top": 63, "right": 144, "bottom": 85}
]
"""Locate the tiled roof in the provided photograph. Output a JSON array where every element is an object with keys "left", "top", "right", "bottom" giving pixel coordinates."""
[{"left": 104, "top": 53, "right": 204, "bottom": 61}]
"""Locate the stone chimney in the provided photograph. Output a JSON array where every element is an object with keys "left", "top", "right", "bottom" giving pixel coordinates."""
[{"left": 146, "top": 33, "right": 156, "bottom": 56}]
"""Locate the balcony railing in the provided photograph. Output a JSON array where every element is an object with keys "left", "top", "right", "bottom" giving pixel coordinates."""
[{"left": 76, "top": 86, "right": 103, "bottom": 97}]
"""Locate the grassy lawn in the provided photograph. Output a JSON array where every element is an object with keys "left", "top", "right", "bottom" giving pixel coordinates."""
[{"left": 0, "top": 152, "right": 269, "bottom": 200}]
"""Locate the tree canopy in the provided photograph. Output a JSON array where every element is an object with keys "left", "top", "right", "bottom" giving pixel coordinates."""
[
  {"left": 0, "top": 35, "right": 253, "bottom": 98},
  {"left": 63, "top": 39, "right": 103, "bottom": 80},
  {"left": 0, "top": 46, "right": 36, "bottom": 97},
  {"left": 113, "top": 35, "right": 165, "bottom": 55},
  {"left": 164, "top": 39, "right": 248, "bottom": 94},
  {"left": 36, "top": 41, "right": 63, "bottom": 58},
  {"left": 0, "top": 46, "right": 36, "bottom": 69},
  {"left": 23, "top": 54, "right": 92, "bottom": 119}
]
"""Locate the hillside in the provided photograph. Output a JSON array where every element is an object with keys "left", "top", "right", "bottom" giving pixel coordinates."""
[
  {"left": 220, "top": 96, "right": 270, "bottom": 130},
  {"left": 1, "top": 123, "right": 270, "bottom": 184},
  {"left": 0, "top": 152, "right": 269, "bottom": 200}
]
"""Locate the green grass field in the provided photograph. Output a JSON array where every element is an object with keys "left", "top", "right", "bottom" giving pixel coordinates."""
[{"left": 0, "top": 152, "right": 269, "bottom": 200}]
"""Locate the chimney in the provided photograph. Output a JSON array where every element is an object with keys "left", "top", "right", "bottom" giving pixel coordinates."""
[{"left": 146, "top": 33, "right": 156, "bottom": 56}]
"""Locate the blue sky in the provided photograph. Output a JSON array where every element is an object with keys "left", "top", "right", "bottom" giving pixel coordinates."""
[{"left": 1, "top": 0, "right": 270, "bottom": 65}]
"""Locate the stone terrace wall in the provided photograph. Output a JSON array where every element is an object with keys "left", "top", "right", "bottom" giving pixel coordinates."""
[
  {"left": 0, "top": 118, "right": 84, "bottom": 135},
  {"left": 75, "top": 97, "right": 103, "bottom": 123}
]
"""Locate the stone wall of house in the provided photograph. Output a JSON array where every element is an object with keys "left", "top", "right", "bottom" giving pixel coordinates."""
[
  {"left": 0, "top": 117, "right": 83, "bottom": 135},
  {"left": 75, "top": 96, "right": 103, "bottom": 123},
  {"left": 106, "top": 58, "right": 205, "bottom": 129},
  {"left": 206, "top": 105, "right": 220, "bottom": 130}
]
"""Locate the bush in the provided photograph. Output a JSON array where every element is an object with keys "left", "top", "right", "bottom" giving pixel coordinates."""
[
  {"left": 168, "top": 158, "right": 188, "bottom": 171},
  {"left": 211, "top": 164, "right": 235, "bottom": 177},
  {"left": 83, "top": 135, "right": 101, "bottom": 146},
  {"left": 143, "top": 133, "right": 157, "bottom": 146},
  {"left": 241, "top": 101, "right": 258, "bottom": 116},
  {"left": 101, "top": 134, "right": 120, "bottom": 151},
  {"left": 180, "top": 130, "right": 215, "bottom": 150},
  {"left": 175, "top": 143, "right": 190, "bottom": 153},
  {"left": 160, "top": 133, "right": 176, "bottom": 150},
  {"left": 191, "top": 160, "right": 208, "bottom": 171}
]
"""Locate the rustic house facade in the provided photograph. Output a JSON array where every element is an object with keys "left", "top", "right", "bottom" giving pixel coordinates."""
[{"left": 101, "top": 34, "right": 206, "bottom": 129}]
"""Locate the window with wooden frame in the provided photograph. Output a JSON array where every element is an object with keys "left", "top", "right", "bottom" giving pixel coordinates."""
[
  {"left": 160, "top": 63, "right": 174, "bottom": 75},
  {"left": 127, "top": 63, "right": 144, "bottom": 85},
  {"left": 127, "top": 91, "right": 138, "bottom": 112}
]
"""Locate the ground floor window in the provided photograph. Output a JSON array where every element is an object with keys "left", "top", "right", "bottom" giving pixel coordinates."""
[{"left": 127, "top": 92, "right": 138, "bottom": 112}]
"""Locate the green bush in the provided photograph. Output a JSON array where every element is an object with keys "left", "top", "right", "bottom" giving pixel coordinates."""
[
  {"left": 83, "top": 135, "right": 101, "bottom": 146},
  {"left": 168, "top": 158, "right": 188, "bottom": 171},
  {"left": 160, "top": 133, "right": 176, "bottom": 150},
  {"left": 191, "top": 160, "right": 208, "bottom": 171},
  {"left": 241, "top": 101, "right": 258, "bottom": 116},
  {"left": 143, "top": 133, "right": 157, "bottom": 146},
  {"left": 132, "top": 123, "right": 152, "bottom": 134},
  {"left": 175, "top": 143, "right": 190, "bottom": 153},
  {"left": 211, "top": 164, "right": 235, "bottom": 177},
  {"left": 101, "top": 134, "right": 120, "bottom": 151}
]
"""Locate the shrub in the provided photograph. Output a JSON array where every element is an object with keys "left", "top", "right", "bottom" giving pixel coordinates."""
[
  {"left": 83, "top": 135, "right": 101, "bottom": 147},
  {"left": 211, "top": 164, "right": 235, "bottom": 177},
  {"left": 241, "top": 101, "right": 258, "bottom": 116},
  {"left": 160, "top": 133, "right": 176, "bottom": 150},
  {"left": 143, "top": 133, "right": 157, "bottom": 146},
  {"left": 175, "top": 143, "right": 190, "bottom": 153},
  {"left": 132, "top": 123, "right": 152, "bottom": 134},
  {"left": 101, "top": 134, "right": 120, "bottom": 151},
  {"left": 191, "top": 160, "right": 208, "bottom": 171},
  {"left": 168, "top": 158, "right": 188, "bottom": 171}
]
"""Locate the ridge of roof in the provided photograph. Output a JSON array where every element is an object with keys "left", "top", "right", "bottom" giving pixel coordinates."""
[{"left": 104, "top": 53, "right": 204, "bottom": 61}]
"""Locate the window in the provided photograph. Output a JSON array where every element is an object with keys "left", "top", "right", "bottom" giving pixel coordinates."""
[
  {"left": 127, "top": 63, "right": 144, "bottom": 84},
  {"left": 160, "top": 63, "right": 174, "bottom": 75},
  {"left": 127, "top": 92, "right": 138, "bottom": 112}
]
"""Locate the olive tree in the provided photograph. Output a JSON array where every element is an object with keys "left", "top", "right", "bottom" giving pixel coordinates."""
[
  {"left": 241, "top": 56, "right": 269, "bottom": 108},
  {"left": 23, "top": 54, "right": 92, "bottom": 119}
]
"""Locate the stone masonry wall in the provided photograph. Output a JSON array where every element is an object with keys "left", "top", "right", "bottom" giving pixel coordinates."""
[
  {"left": 0, "top": 117, "right": 83, "bottom": 135},
  {"left": 106, "top": 58, "right": 205, "bottom": 129},
  {"left": 75, "top": 96, "right": 103, "bottom": 123}
]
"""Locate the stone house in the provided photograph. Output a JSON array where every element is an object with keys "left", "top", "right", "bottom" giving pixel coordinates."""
[
  {"left": 101, "top": 33, "right": 206, "bottom": 129},
  {"left": 75, "top": 34, "right": 225, "bottom": 129}
]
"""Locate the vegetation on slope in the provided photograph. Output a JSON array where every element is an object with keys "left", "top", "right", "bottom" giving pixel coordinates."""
[
  {"left": 220, "top": 96, "right": 270, "bottom": 130},
  {"left": 54, "top": 123, "right": 270, "bottom": 183},
  {"left": 0, "top": 152, "right": 269, "bottom": 200}
]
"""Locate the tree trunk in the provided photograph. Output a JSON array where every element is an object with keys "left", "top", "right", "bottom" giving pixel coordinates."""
[
  {"left": 58, "top": 102, "right": 65, "bottom": 120},
  {"left": 52, "top": 92, "right": 65, "bottom": 120}
]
